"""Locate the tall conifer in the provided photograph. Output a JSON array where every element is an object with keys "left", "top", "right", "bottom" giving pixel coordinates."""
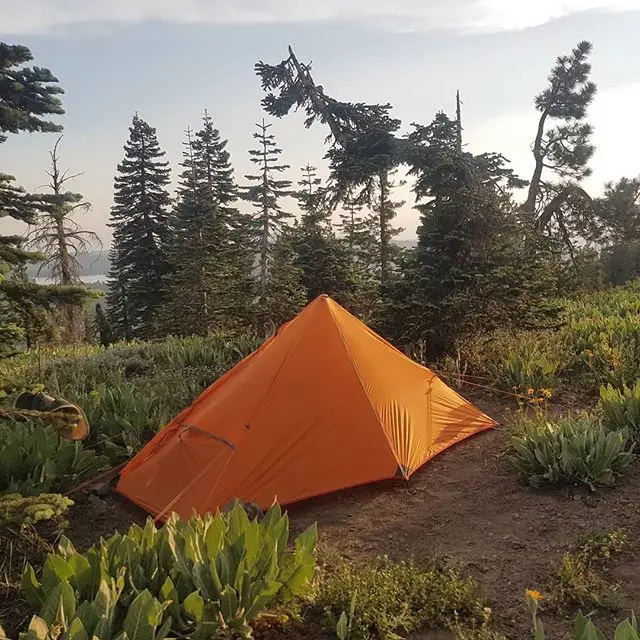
[
  {"left": 106, "top": 114, "right": 171, "bottom": 340},
  {"left": 292, "top": 165, "right": 352, "bottom": 303},
  {"left": 164, "top": 112, "right": 250, "bottom": 335},
  {"left": 243, "top": 119, "right": 301, "bottom": 326},
  {"left": 0, "top": 43, "right": 89, "bottom": 355}
]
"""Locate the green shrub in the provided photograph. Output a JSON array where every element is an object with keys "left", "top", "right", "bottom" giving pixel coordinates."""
[
  {"left": 492, "top": 343, "right": 558, "bottom": 401},
  {"left": 315, "top": 557, "right": 487, "bottom": 639},
  {"left": 0, "top": 333, "right": 262, "bottom": 400},
  {"left": 510, "top": 416, "right": 634, "bottom": 489},
  {"left": 0, "top": 494, "right": 73, "bottom": 528},
  {"left": 20, "top": 502, "right": 317, "bottom": 639},
  {"left": 551, "top": 530, "right": 627, "bottom": 612},
  {"left": 0, "top": 420, "right": 110, "bottom": 495},
  {"left": 18, "top": 588, "right": 172, "bottom": 640},
  {"left": 600, "top": 381, "right": 640, "bottom": 441},
  {"left": 446, "top": 283, "right": 640, "bottom": 398},
  {"left": 560, "top": 288, "right": 640, "bottom": 391},
  {"left": 81, "top": 382, "right": 171, "bottom": 459},
  {"left": 1, "top": 333, "right": 263, "bottom": 466}
]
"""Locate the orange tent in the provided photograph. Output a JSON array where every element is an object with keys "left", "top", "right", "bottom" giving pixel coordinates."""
[{"left": 117, "top": 295, "right": 495, "bottom": 520}]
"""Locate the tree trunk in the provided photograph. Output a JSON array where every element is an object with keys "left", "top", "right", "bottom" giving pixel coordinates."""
[
  {"left": 121, "top": 283, "right": 131, "bottom": 342},
  {"left": 259, "top": 133, "right": 270, "bottom": 301},
  {"left": 379, "top": 170, "right": 390, "bottom": 287},
  {"left": 260, "top": 197, "right": 269, "bottom": 300},
  {"left": 523, "top": 108, "right": 550, "bottom": 214},
  {"left": 52, "top": 157, "right": 85, "bottom": 344},
  {"left": 198, "top": 227, "right": 209, "bottom": 334}
]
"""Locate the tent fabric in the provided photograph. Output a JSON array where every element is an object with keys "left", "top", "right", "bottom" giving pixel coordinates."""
[{"left": 116, "top": 295, "right": 496, "bottom": 520}]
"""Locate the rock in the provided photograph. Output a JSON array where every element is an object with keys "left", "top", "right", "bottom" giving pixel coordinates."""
[{"left": 222, "top": 498, "right": 264, "bottom": 521}]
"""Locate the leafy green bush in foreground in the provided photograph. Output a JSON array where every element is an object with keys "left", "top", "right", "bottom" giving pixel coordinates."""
[
  {"left": 510, "top": 415, "right": 634, "bottom": 489},
  {"left": 19, "top": 502, "right": 317, "bottom": 639},
  {"left": 493, "top": 343, "right": 558, "bottom": 401}
]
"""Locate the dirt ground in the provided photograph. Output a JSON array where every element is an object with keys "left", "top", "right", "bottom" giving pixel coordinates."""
[{"left": 7, "top": 392, "right": 640, "bottom": 639}]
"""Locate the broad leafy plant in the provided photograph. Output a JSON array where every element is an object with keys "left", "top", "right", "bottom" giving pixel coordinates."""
[
  {"left": 0, "top": 420, "right": 109, "bottom": 495},
  {"left": 510, "top": 415, "right": 634, "bottom": 489},
  {"left": 20, "top": 502, "right": 317, "bottom": 639},
  {"left": 600, "top": 381, "right": 640, "bottom": 441}
]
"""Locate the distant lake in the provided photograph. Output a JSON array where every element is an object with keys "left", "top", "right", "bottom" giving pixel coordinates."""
[{"left": 34, "top": 275, "right": 107, "bottom": 284}]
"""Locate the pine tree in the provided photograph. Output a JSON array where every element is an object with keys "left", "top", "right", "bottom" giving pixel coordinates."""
[
  {"left": 243, "top": 119, "right": 296, "bottom": 326},
  {"left": 193, "top": 111, "right": 253, "bottom": 330},
  {"left": 524, "top": 41, "right": 597, "bottom": 243},
  {"left": 106, "top": 114, "right": 171, "bottom": 341},
  {"left": 386, "top": 112, "right": 558, "bottom": 357},
  {"left": 292, "top": 165, "right": 352, "bottom": 303},
  {"left": 595, "top": 177, "right": 640, "bottom": 284},
  {"left": 337, "top": 196, "right": 379, "bottom": 319},
  {"left": 260, "top": 232, "right": 306, "bottom": 329},
  {"left": 0, "top": 43, "right": 89, "bottom": 356},
  {"left": 256, "top": 46, "right": 404, "bottom": 291},
  {"left": 192, "top": 110, "right": 237, "bottom": 207},
  {"left": 163, "top": 127, "right": 212, "bottom": 336},
  {"left": 163, "top": 114, "right": 250, "bottom": 336}
]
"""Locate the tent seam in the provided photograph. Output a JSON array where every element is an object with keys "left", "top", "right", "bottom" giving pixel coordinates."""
[{"left": 327, "top": 301, "right": 404, "bottom": 473}]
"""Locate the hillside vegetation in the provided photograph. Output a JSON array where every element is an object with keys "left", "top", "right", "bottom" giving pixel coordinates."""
[{"left": 2, "top": 286, "right": 640, "bottom": 638}]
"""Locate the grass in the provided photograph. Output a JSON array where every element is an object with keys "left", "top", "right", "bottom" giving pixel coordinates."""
[
  {"left": 547, "top": 530, "right": 627, "bottom": 613},
  {"left": 313, "top": 556, "right": 490, "bottom": 639},
  {"left": 456, "top": 282, "right": 640, "bottom": 398},
  {"left": 0, "top": 525, "right": 53, "bottom": 638}
]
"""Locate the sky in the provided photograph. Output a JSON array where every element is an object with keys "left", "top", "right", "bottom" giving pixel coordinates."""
[{"left": 2, "top": 0, "right": 640, "bottom": 247}]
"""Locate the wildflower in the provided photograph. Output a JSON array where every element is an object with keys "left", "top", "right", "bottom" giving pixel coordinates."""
[
  {"left": 541, "top": 388, "right": 553, "bottom": 399},
  {"left": 527, "top": 388, "right": 535, "bottom": 396},
  {"left": 526, "top": 589, "right": 542, "bottom": 602}
]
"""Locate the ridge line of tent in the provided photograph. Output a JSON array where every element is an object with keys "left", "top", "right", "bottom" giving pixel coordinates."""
[{"left": 326, "top": 300, "right": 405, "bottom": 474}]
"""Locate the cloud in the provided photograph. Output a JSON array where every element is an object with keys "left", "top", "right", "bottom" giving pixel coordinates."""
[{"left": 1, "top": 0, "right": 638, "bottom": 36}]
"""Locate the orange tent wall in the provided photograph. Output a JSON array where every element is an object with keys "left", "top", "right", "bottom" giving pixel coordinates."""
[{"left": 116, "top": 296, "right": 496, "bottom": 520}]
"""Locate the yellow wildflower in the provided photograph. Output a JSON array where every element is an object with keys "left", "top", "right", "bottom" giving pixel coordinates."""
[
  {"left": 526, "top": 589, "right": 543, "bottom": 602},
  {"left": 541, "top": 388, "right": 553, "bottom": 399},
  {"left": 527, "top": 388, "right": 535, "bottom": 396}
]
